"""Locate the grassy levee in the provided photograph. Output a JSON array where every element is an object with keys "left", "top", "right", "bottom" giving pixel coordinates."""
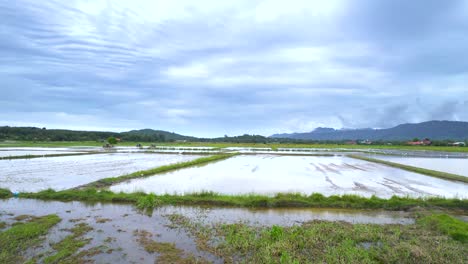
[
  {"left": 18, "top": 189, "right": 468, "bottom": 211},
  {"left": 348, "top": 154, "right": 468, "bottom": 183},
  {"left": 0, "top": 214, "right": 61, "bottom": 263},
  {"left": 0, "top": 152, "right": 103, "bottom": 160},
  {"left": 2, "top": 140, "right": 468, "bottom": 152},
  {"left": 74, "top": 153, "right": 238, "bottom": 189}
]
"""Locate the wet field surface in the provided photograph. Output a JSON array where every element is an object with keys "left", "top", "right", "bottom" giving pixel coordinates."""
[
  {"left": 0, "top": 147, "right": 87, "bottom": 157},
  {"left": 110, "top": 154, "right": 468, "bottom": 198},
  {"left": 0, "top": 153, "right": 202, "bottom": 192},
  {"left": 0, "top": 198, "right": 415, "bottom": 263},
  {"left": 364, "top": 154, "right": 468, "bottom": 177}
]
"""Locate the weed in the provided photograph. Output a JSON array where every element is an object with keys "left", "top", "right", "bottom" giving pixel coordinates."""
[{"left": 0, "top": 214, "right": 61, "bottom": 263}]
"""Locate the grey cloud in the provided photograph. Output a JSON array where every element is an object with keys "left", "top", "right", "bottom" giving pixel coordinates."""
[{"left": 1, "top": 0, "right": 467, "bottom": 136}]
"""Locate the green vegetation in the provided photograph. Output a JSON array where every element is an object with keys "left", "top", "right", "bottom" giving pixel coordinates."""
[
  {"left": 0, "top": 214, "right": 61, "bottom": 263},
  {"left": 0, "top": 126, "right": 189, "bottom": 142},
  {"left": 107, "top": 136, "right": 117, "bottom": 145},
  {"left": 17, "top": 189, "right": 468, "bottom": 211},
  {"left": 418, "top": 214, "right": 468, "bottom": 242},
  {"left": 0, "top": 152, "right": 103, "bottom": 160},
  {"left": 2, "top": 139, "right": 468, "bottom": 152},
  {"left": 0, "top": 188, "right": 13, "bottom": 198},
  {"left": 167, "top": 213, "right": 467, "bottom": 263},
  {"left": 43, "top": 222, "right": 94, "bottom": 263},
  {"left": 76, "top": 153, "right": 237, "bottom": 188},
  {"left": 349, "top": 155, "right": 468, "bottom": 183}
]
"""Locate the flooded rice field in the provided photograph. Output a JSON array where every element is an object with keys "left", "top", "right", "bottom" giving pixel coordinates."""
[
  {"left": 0, "top": 198, "right": 414, "bottom": 263},
  {"left": 364, "top": 149, "right": 468, "bottom": 158},
  {"left": 110, "top": 155, "right": 468, "bottom": 198},
  {"left": 0, "top": 153, "right": 202, "bottom": 192},
  {"left": 0, "top": 147, "right": 88, "bottom": 157},
  {"left": 364, "top": 155, "right": 468, "bottom": 177}
]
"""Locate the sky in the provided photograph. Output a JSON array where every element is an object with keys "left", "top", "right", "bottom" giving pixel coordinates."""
[{"left": 1, "top": 0, "right": 468, "bottom": 137}]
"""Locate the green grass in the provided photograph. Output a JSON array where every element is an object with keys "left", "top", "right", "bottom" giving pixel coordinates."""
[
  {"left": 43, "top": 222, "right": 94, "bottom": 264},
  {"left": 17, "top": 189, "right": 468, "bottom": 211},
  {"left": 2, "top": 140, "right": 467, "bottom": 152},
  {"left": 418, "top": 214, "right": 468, "bottom": 242},
  {"left": 0, "top": 152, "right": 103, "bottom": 160},
  {"left": 76, "top": 153, "right": 237, "bottom": 188},
  {"left": 349, "top": 154, "right": 468, "bottom": 183},
  {"left": 167, "top": 213, "right": 467, "bottom": 263},
  {"left": 0, "top": 214, "right": 61, "bottom": 263}
]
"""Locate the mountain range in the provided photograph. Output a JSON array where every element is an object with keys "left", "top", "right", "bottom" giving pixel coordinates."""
[
  {"left": 270, "top": 121, "right": 468, "bottom": 141},
  {"left": 2, "top": 120, "right": 468, "bottom": 142}
]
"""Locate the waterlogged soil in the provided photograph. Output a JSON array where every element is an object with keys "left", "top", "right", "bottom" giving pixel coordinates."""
[
  {"left": 364, "top": 155, "right": 468, "bottom": 177},
  {"left": 0, "top": 153, "right": 202, "bottom": 192},
  {"left": 0, "top": 147, "right": 87, "bottom": 158},
  {"left": 111, "top": 155, "right": 468, "bottom": 198},
  {"left": 0, "top": 198, "right": 415, "bottom": 263},
  {"left": 364, "top": 149, "right": 468, "bottom": 158}
]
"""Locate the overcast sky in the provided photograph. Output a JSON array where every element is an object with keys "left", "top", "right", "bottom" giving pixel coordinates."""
[{"left": 1, "top": 0, "right": 468, "bottom": 137}]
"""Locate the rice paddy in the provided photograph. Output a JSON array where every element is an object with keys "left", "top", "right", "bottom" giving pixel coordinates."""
[{"left": 0, "top": 145, "right": 467, "bottom": 263}]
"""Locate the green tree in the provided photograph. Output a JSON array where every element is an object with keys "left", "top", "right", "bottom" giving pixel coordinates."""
[{"left": 107, "top": 136, "right": 117, "bottom": 145}]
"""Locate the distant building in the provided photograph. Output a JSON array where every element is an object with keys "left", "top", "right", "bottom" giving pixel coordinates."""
[
  {"left": 451, "top": 142, "right": 466, "bottom": 146},
  {"left": 359, "top": 139, "right": 372, "bottom": 145},
  {"left": 407, "top": 138, "right": 431, "bottom": 146}
]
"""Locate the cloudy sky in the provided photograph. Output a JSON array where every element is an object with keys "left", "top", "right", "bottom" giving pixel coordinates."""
[{"left": 1, "top": 0, "right": 468, "bottom": 137}]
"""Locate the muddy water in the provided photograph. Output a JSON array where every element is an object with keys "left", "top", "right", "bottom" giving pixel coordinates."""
[
  {"left": 0, "top": 153, "right": 202, "bottom": 192},
  {"left": 364, "top": 155, "right": 468, "bottom": 177},
  {"left": 110, "top": 155, "right": 468, "bottom": 198},
  {"left": 0, "top": 198, "right": 415, "bottom": 263}
]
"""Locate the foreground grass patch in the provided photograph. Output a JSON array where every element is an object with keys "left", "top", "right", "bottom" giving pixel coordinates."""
[
  {"left": 43, "top": 222, "right": 94, "bottom": 263},
  {"left": 76, "top": 153, "right": 237, "bottom": 188},
  {"left": 18, "top": 189, "right": 468, "bottom": 211},
  {"left": 0, "top": 214, "right": 61, "bottom": 263},
  {"left": 167, "top": 213, "right": 467, "bottom": 263},
  {"left": 349, "top": 154, "right": 468, "bottom": 183},
  {"left": 418, "top": 214, "right": 468, "bottom": 242}
]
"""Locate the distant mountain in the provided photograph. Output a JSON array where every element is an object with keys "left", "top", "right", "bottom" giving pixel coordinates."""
[
  {"left": 270, "top": 121, "right": 468, "bottom": 141},
  {"left": 120, "top": 129, "right": 196, "bottom": 141}
]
